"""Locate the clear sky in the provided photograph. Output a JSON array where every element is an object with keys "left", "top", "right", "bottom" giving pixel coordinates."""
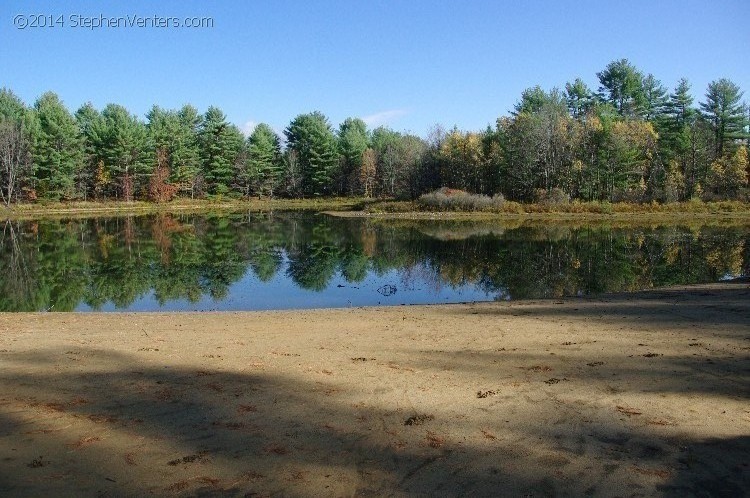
[{"left": 1, "top": 0, "right": 748, "bottom": 137}]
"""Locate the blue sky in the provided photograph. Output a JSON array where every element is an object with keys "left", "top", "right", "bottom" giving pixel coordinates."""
[{"left": 2, "top": 0, "right": 748, "bottom": 137}]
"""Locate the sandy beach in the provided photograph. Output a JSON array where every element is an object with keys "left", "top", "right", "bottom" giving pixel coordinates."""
[{"left": 0, "top": 280, "right": 748, "bottom": 497}]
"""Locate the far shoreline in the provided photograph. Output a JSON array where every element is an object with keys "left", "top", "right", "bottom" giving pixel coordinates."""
[{"left": 2, "top": 198, "right": 750, "bottom": 223}]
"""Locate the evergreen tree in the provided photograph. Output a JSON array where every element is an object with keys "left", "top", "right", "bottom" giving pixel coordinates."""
[
  {"left": 641, "top": 74, "right": 668, "bottom": 122},
  {"left": 565, "top": 78, "right": 594, "bottom": 119},
  {"left": 198, "top": 106, "right": 244, "bottom": 195},
  {"left": 32, "top": 92, "right": 84, "bottom": 200},
  {"left": 75, "top": 103, "right": 102, "bottom": 199},
  {"left": 175, "top": 105, "right": 202, "bottom": 196},
  {"left": 0, "top": 88, "right": 28, "bottom": 122},
  {"left": 337, "top": 117, "right": 369, "bottom": 194},
  {"left": 658, "top": 79, "right": 697, "bottom": 195},
  {"left": 147, "top": 105, "right": 202, "bottom": 197},
  {"left": 284, "top": 112, "right": 339, "bottom": 196},
  {"left": 243, "top": 123, "right": 283, "bottom": 197},
  {"left": 700, "top": 78, "right": 748, "bottom": 159},
  {"left": 597, "top": 59, "right": 646, "bottom": 118},
  {"left": 88, "top": 104, "right": 151, "bottom": 200},
  {"left": 513, "top": 86, "right": 550, "bottom": 115},
  {"left": 371, "top": 126, "right": 402, "bottom": 196},
  {"left": 667, "top": 78, "right": 696, "bottom": 129}
]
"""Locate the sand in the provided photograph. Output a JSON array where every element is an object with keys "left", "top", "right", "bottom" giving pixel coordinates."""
[{"left": 0, "top": 281, "right": 748, "bottom": 497}]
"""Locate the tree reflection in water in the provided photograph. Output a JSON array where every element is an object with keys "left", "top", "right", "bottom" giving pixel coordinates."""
[{"left": 0, "top": 213, "right": 747, "bottom": 311}]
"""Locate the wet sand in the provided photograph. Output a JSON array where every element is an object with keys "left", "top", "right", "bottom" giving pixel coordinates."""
[{"left": 0, "top": 281, "right": 748, "bottom": 496}]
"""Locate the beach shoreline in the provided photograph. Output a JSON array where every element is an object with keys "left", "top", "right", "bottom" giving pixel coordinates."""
[{"left": 1, "top": 281, "right": 748, "bottom": 496}]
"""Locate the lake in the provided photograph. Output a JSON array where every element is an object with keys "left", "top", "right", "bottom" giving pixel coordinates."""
[{"left": 0, "top": 212, "right": 747, "bottom": 312}]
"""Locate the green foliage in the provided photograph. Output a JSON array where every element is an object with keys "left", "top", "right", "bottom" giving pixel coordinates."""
[
  {"left": 597, "top": 59, "right": 646, "bottom": 118},
  {"left": 87, "top": 104, "right": 151, "bottom": 200},
  {"left": 199, "top": 106, "right": 244, "bottom": 195},
  {"left": 500, "top": 88, "right": 572, "bottom": 200},
  {"left": 700, "top": 78, "right": 748, "bottom": 159},
  {"left": 32, "top": 92, "right": 84, "bottom": 200},
  {"left": 0, "top": 66, "right": 748, "bottom": 206},
  {"left": 243, "top": 123, "right": 283, "bottom": 197},
  {"left": 74, "top": 102, "right": 101, "bottom": 199},
  {"left": 0, "top": 89, "right": 35, "bottom": 204},
  {"left": 337, "top": 117, "right": 369, "bottom": 195},
  {"left": 565, "top": 78, "right": 594, "bottom": 118},
  {"left": 284, "top": 112, "right": 339, "bottom": 196},
  {"left": 0, "top": 88, "right": 28, "bottom": 122},
  {"left": 641, "top": 74, "right": 668, "bottom": 121},
  {"left": 1, "top": 214, "right": 747, "bottom": 311},
  {"left": 147, "top": 105, "right": 202, "bottom": 197}
]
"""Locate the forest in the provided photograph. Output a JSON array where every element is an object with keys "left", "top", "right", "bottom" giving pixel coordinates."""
[{"left": 0, "top": 59, "right": 748, "bottom": 206}]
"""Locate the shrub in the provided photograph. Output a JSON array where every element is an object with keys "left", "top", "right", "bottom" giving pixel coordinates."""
[
  {"left": 418, "top": 188, "right": 505, "bottom": 211},
  {"left": 535, "top": 187, "right": 570, "bottom": 206}
]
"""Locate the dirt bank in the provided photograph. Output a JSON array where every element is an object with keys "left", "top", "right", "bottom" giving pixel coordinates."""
[{"left": 0, "top": 281, "right": 748, "bottom": 496}]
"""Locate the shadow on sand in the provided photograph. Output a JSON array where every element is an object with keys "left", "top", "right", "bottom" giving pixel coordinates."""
[{"left": 0, "top": 281, "right": 748, "bottom": 496}]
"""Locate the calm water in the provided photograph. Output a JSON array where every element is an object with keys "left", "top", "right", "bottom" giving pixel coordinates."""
[{"left": 0, "top": 212, "right": 747, "bottom": 312}]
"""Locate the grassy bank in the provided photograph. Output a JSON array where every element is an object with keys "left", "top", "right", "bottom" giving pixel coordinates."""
[
  {"left": 2, "top": 197, "right": 750, "bottom": 221},
  {"left": 364, "top": 198, "right": 750, "bottom": 215},
  {"left": 0, "top": 197, "right": 367, "bottom": 220},
  {"left": 326, "top": 198, "right": 750, "bottom": 223}
]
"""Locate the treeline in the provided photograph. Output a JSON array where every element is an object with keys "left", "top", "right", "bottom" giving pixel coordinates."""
[{"left": 0, "top": 58, "right": 748, "bottom": 206}]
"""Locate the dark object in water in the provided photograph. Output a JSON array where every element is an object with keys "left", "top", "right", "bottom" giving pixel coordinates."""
[{"left": 377, "top": 284, "right": 397, "bottom": 296}]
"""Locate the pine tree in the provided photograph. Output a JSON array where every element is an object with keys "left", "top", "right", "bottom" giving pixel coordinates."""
[
  {"left": 31, "top": 93, "right": 84, "bottom": 200},
  {"left": 641, "top": 74, "right": 668, "bottom": 122},
  {"left": 88, "top": 104, "right": 150, "bottom": 201},
  {"left": 337, "top": 118, "right": 369, "bottom": 194},
  {"left": 667, "top": 78, "right": 696, "bottom": 129},
  {"left": 700, "top": 78, "right": 748, "bottom": 159},
  {"left": 244, "top": 123, "right": 282, "bottom": 197},
  {"left": 284, "top": 112, "right": 339, "bottom": 196},
  {"left": 597, "top": 59, "right": 646, "bottom": 118},
  {"left": 147, "top": 105, "right": 202, "bottom": 197},
  {"left": 75, "top": 102, "right": 101, "bottom": 199},
  {"left": 198, "top": 106, "right": 244, "bottom": 195},
  {"left": 174, "top": 105, "right": 202, "bottom": 196},
  {"left": 565, "top": 78, "right": 593, "bottom": 119}
]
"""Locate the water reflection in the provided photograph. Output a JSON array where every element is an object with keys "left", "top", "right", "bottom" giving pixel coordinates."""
[{"left": 0, "top": 213, "right": 747, "bottom": 311}]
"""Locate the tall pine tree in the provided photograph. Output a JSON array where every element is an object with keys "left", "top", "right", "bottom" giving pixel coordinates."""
[
  {"left": 700, "top": 78, "right": 748, "bottom": 159},
  {"left": 243, "top": 123, "right": 283, "bottom": 197},
  {"left": 32, "top": 92, "right": 84, "bottom": 200},
  {"left": 199, "top": 106, "right": 243, "bottom": 195},
  {"left": 284, "top": 112, "right": 339, "bottom": 196},
  {"left": 88, "top": 104, "right": 150, "bottom": 200},
  {"left": 597, "top": 59, "right": 646, "bottom": 118},
  {"left": 337, "top": 117, "right": 369, "bottom": 195}
]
